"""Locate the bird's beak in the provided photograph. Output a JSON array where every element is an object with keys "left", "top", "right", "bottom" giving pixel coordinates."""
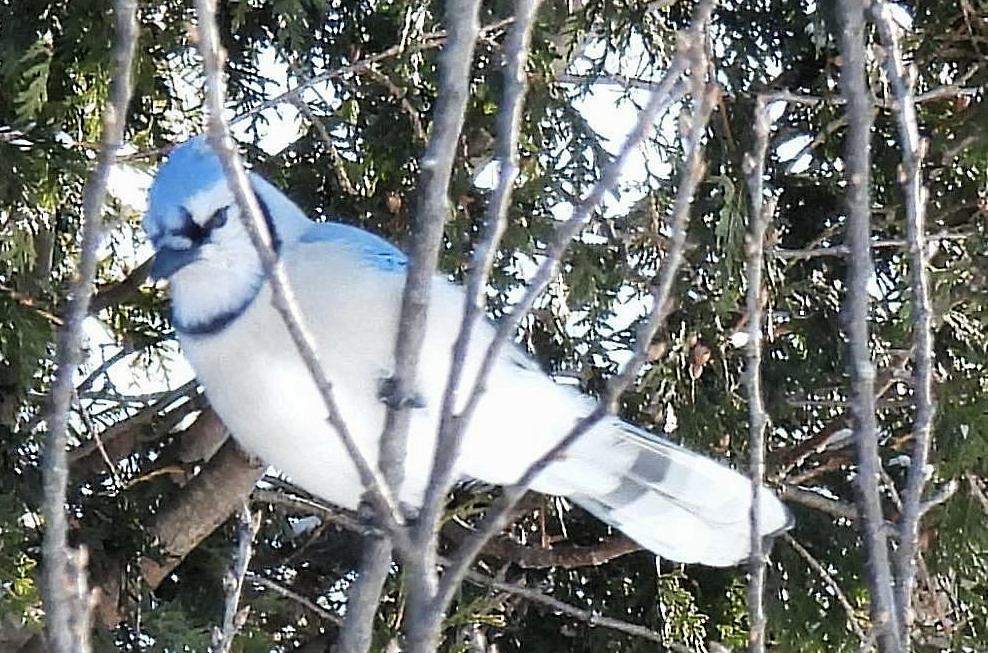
[{"left": 150, "top": 247, "right": 199, "bottom": 280}]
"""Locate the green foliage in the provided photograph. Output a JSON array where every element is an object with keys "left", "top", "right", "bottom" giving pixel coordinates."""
[{"left": 1, "top": 0, "right": 987, "bottom": 651}]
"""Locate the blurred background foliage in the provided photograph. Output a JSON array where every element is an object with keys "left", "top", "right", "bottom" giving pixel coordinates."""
[{"left": 0, "top": 0, "right": 986, "bottom": 651}]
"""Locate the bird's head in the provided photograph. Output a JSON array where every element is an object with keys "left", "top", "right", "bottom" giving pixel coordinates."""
[{"left": 144, "top": 137, "right": 306, "bottom": 335}]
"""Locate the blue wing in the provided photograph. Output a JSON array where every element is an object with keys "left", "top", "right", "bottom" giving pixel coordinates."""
[{"left": 300, "top": 222, "right": 407, "bottom": 271}]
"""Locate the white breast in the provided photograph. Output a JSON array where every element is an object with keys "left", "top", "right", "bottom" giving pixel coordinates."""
[{"left": 178, "top": 239, "right": 594, "bottom": 509}]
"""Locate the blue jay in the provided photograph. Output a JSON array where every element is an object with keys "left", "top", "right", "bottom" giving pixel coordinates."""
[{"left": 144, "top": 138, "right": 791, "bottom": 566}]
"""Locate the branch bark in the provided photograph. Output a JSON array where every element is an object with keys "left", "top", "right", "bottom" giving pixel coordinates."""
[
  {"left": 192, "top": 0, "right": 409, "bottom": 550},
  {"left": 835, "top": 2, "right": 903, "bottom": 650},
  {"left": 741, "top": 94, "right": 774, "bottom": 653},
  {"left": 41, "top": 1, "right": 138, "bottom": 650},
  {"left": 436, "top": 0, "right": 717, "bottom": 619},
  {"left": 872, "top": 4, "right": 938, "bottom": 644}
]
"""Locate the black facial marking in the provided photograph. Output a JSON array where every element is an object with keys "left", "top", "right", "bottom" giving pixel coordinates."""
[
  {"left": 175, "top": 205, "right": 230, "bottom": 245},
  {"left": 176, "top": 206, "right": 208, "bottom": 243},
  {"left": 253, "top": 190, "right": 282, "bottom": 252}
]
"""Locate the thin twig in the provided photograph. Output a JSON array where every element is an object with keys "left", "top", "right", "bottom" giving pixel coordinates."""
[
  {"left": 835, "top": 2, "right": 903, "bottom": 650},
  {"left": 291, "top": 98, "right": 359, "bottom": 196},
  {"left": 213, "top": 505, "right": 260, "bottom": 653},
  {"left": 462, "top": 568, "right": 695, "bottom": 652},
  {"left": 437, "top": 1, "right": 717, "bottom": 613},
  {"left": 361, "top": 66, "right": 428, "bottom": 142},
  {"left": 439, "top": 22, "right": 692, "bottom": 536},
  {"left": 783, "top": 534, "right": 870, "bottom": 646},
  {"left": 965, "top": 473, "right": 988, "bottom": 516},
  {"left": 391, "top": 3, "right": 484, "bottom": 648},
  {"left": 774, "top": 231, "right": 971, "bottom": 260},
  {"left": 193, "top": 0, "right": 409, "bottom": 551},
  {"left": 254, "top": 489, "right": 690, "bottom": 650},
  {"left": 247, "top": 572, "right": 344, "bottom": 626},
  {"left": 872, "top": 3, "right": 937, "bottom": 643},
  {"left": 416, "top": 0, "right": 542, "bottom": 620},
  {"left": 741, "top": 94, "right": 774, "bottom": 653},
  {"left": 0, "top": 283, "right": 64, "bottom": 325},
  {"left": 41, "top": 1, "right": 137, "bottom": 650},
  {"left": 757, "top": 84, "right": 982, "bottom": 107},
  {"left": 228, "top": 18, "right": 514, "bottom": 128}
]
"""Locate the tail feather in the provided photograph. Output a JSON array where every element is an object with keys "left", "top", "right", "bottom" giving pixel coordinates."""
[{"left": 532, "top": 421, "right": 792, "bottom": 566}]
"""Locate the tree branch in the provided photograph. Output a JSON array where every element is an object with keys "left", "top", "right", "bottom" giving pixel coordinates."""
[
  {"left": 741, "top": 94, "right": 775, "bottom": 653},
  {"left": 783, "top": 534, "right": 870, "bottom": 646},
  {"left": 193, "top": 0, "right": 409, "bottom": 549},
  {"left": 835, "top": 2, "right": 902, "bottom": 649},
  {"left": 212, "top": 506, "right": 259, "bottom": 653},
  {"left": 228, "top": 18, "right": 514, "bottom": 128},
  {"left": 436, "top": 0, "right": 717, "bottom": 614},
  {"left": 872, "top": 4, "right": 938, "bottom": 642},
  {"left": 41, "top": 1, "right": 138, "bottom": 650},
  {"left": 387, "top": 3, "right": 484, "bottom": 649}
]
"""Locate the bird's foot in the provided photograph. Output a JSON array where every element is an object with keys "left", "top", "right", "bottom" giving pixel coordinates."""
[{"left": 377, "top": 375, "right": 426, "bottom": 409}]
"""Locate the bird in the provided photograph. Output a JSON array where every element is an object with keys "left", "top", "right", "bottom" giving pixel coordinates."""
[{"left": 143, "top": 137, "right": 791, "bottom": 566}]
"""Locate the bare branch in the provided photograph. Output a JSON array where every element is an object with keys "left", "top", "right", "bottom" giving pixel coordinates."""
[
  {"left": 192, "top": 0, "right": 409, "bottom": 549},
  {"left": 783, "top": 534, "right": 870, "bottom": 646},
  {"left": 229, "top": 18, "right": 514, "bottom": 128},
  {"left": 246, "top": 572, "right": 344, "bottom": 626},
  {"left": 138, "top": 439, "right": 264, "bottom": 590},
  {"left": 780, "top": 486, "right": 862, "bottom": 523},
  {"left": 336, "top": 532, "right": 393, "bottom": 653},
  {"left": 414, "top": 0, "right": 543, "bottom": 626},
  {"left": 253, "top": 488, "right": 687, "bottom": 651},
  {"left": 741, "top": 94, "right": 774, "bottom": 653},
  {"left": 452, "top": 69, "right": 686, "bottom": 459},
  {"left": 378, "top": 0, "right": 481, "bottom": 503},
  {"left": 835, "top": 1, "right": 902, "bottom": 649},
  {"left": 871, "top": 3, "right": 938, "bottom": 642},
  {"left": 41, "top": 1, "right": 138, "bottom": 650},
  {"left": 212, "top": 505, "right": 260, "bottom": 653},
  {"left": 369, "top": 2, "right": 483, "bottom": 649},
  {"left": 461, "top": 568, "right": 696, "bottom": 652},
  {"left": 437, "top": 0, "right": 717, "bottom": 614}
]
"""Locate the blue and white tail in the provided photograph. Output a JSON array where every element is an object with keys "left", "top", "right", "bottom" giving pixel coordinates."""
[{"left": 532, "top": 420, "right": 792, "bottom": 566}]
